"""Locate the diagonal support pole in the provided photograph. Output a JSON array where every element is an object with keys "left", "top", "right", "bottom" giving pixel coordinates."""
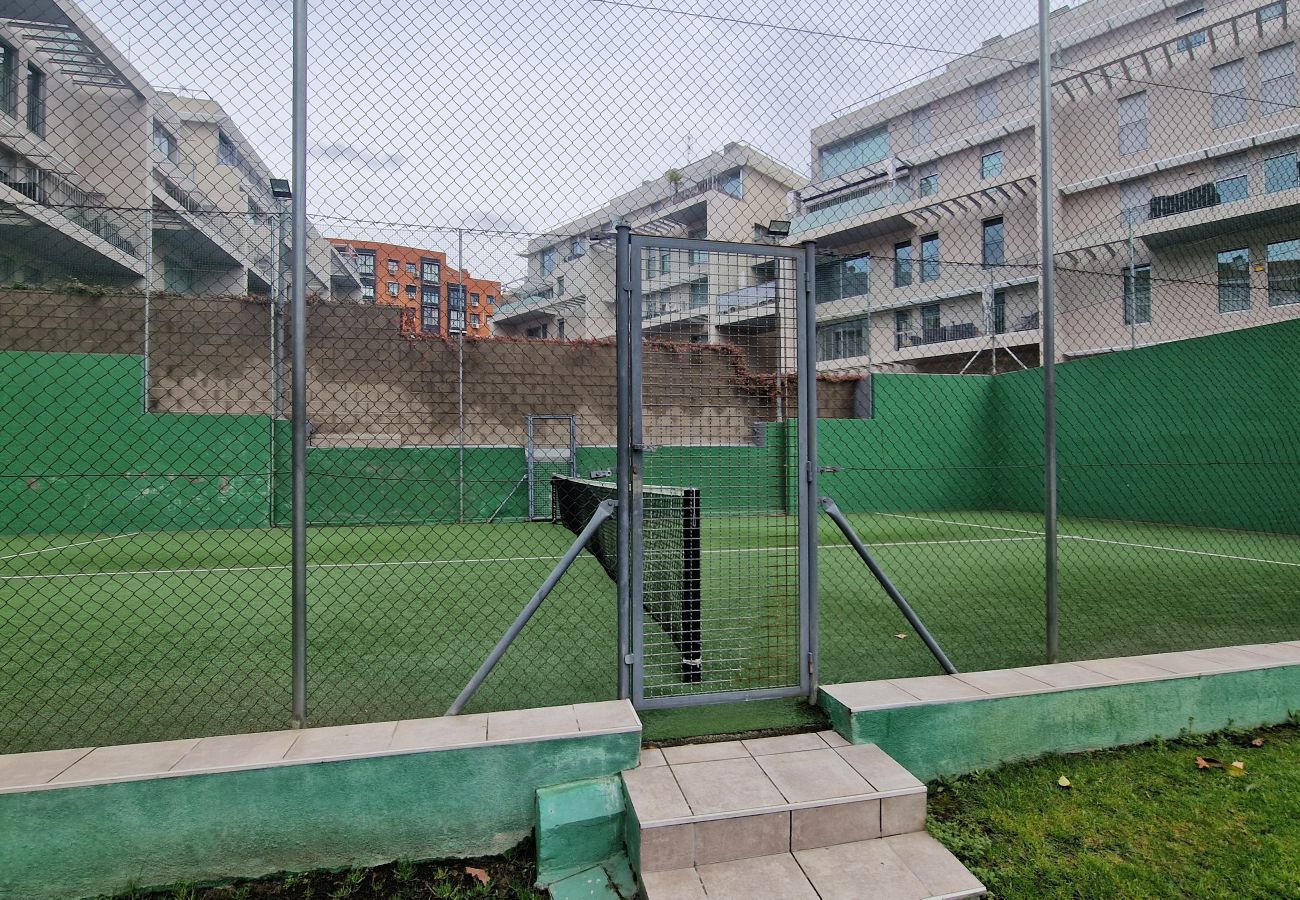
[
  {"left": 446, "top": 498, "right": 618, "bottom": 715},
  {"left": 819, "top": 497, "right": 958, "bottom": 675}
]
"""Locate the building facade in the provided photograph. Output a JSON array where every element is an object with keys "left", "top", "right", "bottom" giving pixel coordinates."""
[
  {"left": 329, "top": 239, "right": 499, "bottom": 337},
  {"left": 0, "top": 0, "right": 360, "bottom": 300},
  {"left": 794, "top": 0, "right": 1300, "bottom": 373},
  {"left": 493, "top": 143, "right": 806, "bottom": 370}
]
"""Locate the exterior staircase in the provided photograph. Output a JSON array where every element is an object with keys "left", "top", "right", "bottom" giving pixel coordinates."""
[{"left": 621, "top": 731, "right": 984, "bottom": 899}]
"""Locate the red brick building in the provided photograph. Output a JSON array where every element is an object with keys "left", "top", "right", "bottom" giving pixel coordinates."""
[{"left": 330, "top": 239, "right": 499, "bottom": 338}]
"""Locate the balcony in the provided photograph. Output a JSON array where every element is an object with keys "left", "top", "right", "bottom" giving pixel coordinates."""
[
  {"left": 1137, "top": 181, "right": 1300, "bottom": 249},
  {"left": 792, "top": 181, "right": 913, "bottom": 237},
  {"left": 714, "top": 280, "right": 780, "bottom": 325}
]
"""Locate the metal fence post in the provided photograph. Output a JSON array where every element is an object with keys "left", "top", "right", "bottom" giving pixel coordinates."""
[
  {"left": 290, "top": 0, "right": 309, "bottom": 727},
  {"left": 800, "top": 241, "right": 820, "bottom": 702},
  {"left": 1039, "top": 0, "right": 1060, "bottom": 664},
  {"left": 614, "top": 223, "right": 632, "bottom": 700}
]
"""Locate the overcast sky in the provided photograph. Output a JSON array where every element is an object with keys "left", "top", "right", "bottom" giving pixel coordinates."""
[{"left": 82, "top": 0, "right": 1041, "bottom": 281}]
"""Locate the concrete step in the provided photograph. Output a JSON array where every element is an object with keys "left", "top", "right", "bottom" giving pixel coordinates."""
[
  {"left": 622, "top": 732, "right": 929, "bottom": 873},
  {"left": 640, "top": 833, "right": 985, "bottom": 899}
]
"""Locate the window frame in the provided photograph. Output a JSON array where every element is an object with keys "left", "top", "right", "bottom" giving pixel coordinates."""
[
  {"left": 25, "top": 64, "right": 44, "bottom": 137},
  {"left": 974, "top": 80, "right": 999, "bottom": 123},
  {"left": 1216, "top": 247, "right": 1252, "bottom": 313},
  {"left": 0, "top": 40, "right": 14, "bottom": 118},
  {"left": 1123, "top": 263, "right": 1152, "bottom": 325},
  {"left": 820, "top": 127, "right": 890, "bottom": 179},
  {"left": 920, "top": 233, "right": 940, "bottom": 282},
  {"left": 1264, "top": 151, "right": 1299, "bottom": 193},
  {"left": 1210, "top": 59, "right": 1248, "bottom": 129},
  {"left": 894, "top": 241, "right": 913, "bottom": 287},
  {"left": 420, "top": 284, "right": 440, "bottom": 333},
  {"left": 982, "top": 217, "right": 1005, "bottom": 268},
  {"left": 1118, "top": 92, "right": 1149, "bottom": 155},
  {"left": 1259, "top": 43, "right": 1296, "bottom": 116},
  {"left": 1266, "top": 238, "right": 1300, "bottom": 306},
  {"left": 980, "top": 144, "right": 1004, "bottom": 180}
]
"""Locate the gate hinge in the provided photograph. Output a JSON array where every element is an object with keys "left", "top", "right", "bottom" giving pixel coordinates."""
[{"left": 624, "top": 653, "right": 635, "bottom": 665}]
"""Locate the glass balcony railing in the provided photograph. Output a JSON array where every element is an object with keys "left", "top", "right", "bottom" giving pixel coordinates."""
[
  {"left": 792, "top": 182, "right": 914, "bottom": 235},
  {"left": 0, "top": 159, "right": 139, "bottom": 257}
]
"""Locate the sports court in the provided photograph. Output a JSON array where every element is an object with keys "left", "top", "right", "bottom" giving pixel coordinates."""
[{"left": 4, "top": 505, "right": 1297, "bottom": 752}]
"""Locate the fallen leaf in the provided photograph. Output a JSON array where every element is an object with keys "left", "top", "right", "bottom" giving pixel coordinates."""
[
  {"left": 1227, "top": 761, "right": 1246, "bottom": 777},
  {"left": 1057, "top": 775, "right": 1072, "bottom": 788},
  {"left": 1196, "top": 756, "right": 1224, "bottom": 770},
  {"left": 465, "top": 867, "right": 490, "bottom": 885},
  {"left": 1251, "top": 737, "right": 1265, "bottom": 747},
  {"left": 895, "top": 633, "right": 908, "bottom": 640}
]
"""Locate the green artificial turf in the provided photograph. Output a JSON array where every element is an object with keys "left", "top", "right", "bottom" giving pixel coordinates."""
[
  {"left": 3, "top": 510, "right": 1297, "bottom": 751},
  {"left": 929, "top": 723, "right": 1300, "bottom": 898}
]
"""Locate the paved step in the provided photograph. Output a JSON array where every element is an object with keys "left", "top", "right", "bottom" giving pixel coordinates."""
[
  {"left": 622, "top": 731, "right": 929, "bottom": 872},
  {"left": 640, "top": 833, "right": 985, "bottom": 899}
]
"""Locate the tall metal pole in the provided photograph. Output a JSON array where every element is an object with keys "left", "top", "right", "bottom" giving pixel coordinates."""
[
  {"left": 143, "top": 208, "right": 153, "bottom": 414},
  {"left": 290, "top": 0, "right": 309, "bottom": 728},
  {"left": 457, "top": 228, "right": 466, "bottom": 524},
  {"left": 614, "top": 224, "right": 632, "bottom": 700},
  {"left": 799, "top": 242, "right": 820, "bottom": 703},
  {"left": 1126, "top": 214, "right": 1138, "bottom": 351},
  {"left": 1038, "top": 0, "right": 1060, "bottom": 664}
]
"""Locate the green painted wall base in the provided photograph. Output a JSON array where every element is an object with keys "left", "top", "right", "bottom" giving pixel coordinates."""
[
  {"left": 535, "top": 776, "right": 626, "bottom": 886},
  {"left": 547, "top": 857, "right": 637, "bottom": 900},
  {"left": 0, "top": 733, "right": 639, "bottom": 900},
  {"left": 821, "top": 665, "right": 1300, "bottom": 781}
]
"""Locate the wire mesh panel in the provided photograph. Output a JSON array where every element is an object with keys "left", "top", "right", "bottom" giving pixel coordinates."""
[
  {"left": 527, "top": 415, "right": 578, "bottom": 520},
  {"left": 628, "top": 236, "right": 810, "bottom": 706}
]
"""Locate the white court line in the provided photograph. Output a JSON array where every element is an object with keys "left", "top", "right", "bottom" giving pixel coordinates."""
[
  {"left": 0, "top": 536, "right": 1039, "bottom": 583},
  {"left": 877, "top": 511, "right": 1300, "bottom": 569},
  {"left": 0, "top": 532, "right": 142, "bottom": 562}
]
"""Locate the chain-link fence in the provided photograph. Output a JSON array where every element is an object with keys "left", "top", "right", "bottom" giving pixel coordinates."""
[{"left": 1, "top": 0, "right": 1298, "bottom": 754}]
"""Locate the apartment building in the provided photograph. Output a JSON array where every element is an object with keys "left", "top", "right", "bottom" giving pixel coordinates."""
[
  {"left": 494, "top": 143, "right": 806, "bottom": 366},
  {"left": 330, "top": 239, "right": 499, "bottom": 337},
  {"left": 795, "top": 0, "right": 1300, "bottom": 373},
  {"left": 0, "top": 0, "right": 360, "bottom": 300}
]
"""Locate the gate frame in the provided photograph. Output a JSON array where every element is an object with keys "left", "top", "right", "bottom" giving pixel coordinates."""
[{"left": 614, "top": 226, "right": 819, "bottom": 709}]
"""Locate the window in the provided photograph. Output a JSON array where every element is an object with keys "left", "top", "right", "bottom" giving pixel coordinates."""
[
  {"left": 1121, "top": 179, "right": 1151, "bottom": 227},
  {"left": 918, "top": 162, "right": 939, "bottom": 197},
  {"left": 1265, "top": 151, "right": 1298, "bottom": 193},
  {"left": 448, "top": 284, "right": 466, "bottom": 332},
  {"left": 1123, "top": 264, "right": 1152, "bottom": 325},
  {"left": 1267, "top": 239, "right": 1300, "bottom": 305},
  {"left": 404, "top": 261, "right": 416, "bottom": 275},
  {"left": 1174, "top": 1, "right": 1206, "bottom": 52},
  {"left": 659, "top": 248, "right": 670, "bottom": 275},
  {"left": 645, "top": 252, "right": 655, "bottom": 280},
  {"left": 526, "top": 324, "right": 549, "bottom": 339},
  {"left": 920, "top": 233, "right": 940, "bottom": 281},
  {"left": 1216, "top": 155, "right": 1248, "bottom": 204},
  {"left": 816, "top": 318, "right": 869, "bottom": 361},
  {"left": 975, "top": 80, "right": 999, "bottom": 123},
  {"left": 405, "top": 283, "right": 416, "bottom": 299},
  {"left": 421, "top": 285, "right": 439, "bottom": 333},
  {"left": 1260, "top": 44, "right": 1296, "bottom": 116},
  {"left": 0, "top": 40, "right": 14, "bottom": 117},
  {"left": 1260, "top": 1, "right": 1286, "bottom": 25},
  {"left": 541, "top": 247, "right": 556, "bottom": 276},
  {"left": 152, "top": 123, "right": 178, "bottom": 161},
  {"left": 361, "top": 280, "right": 375, "bottom": 300},
  {"left": 992, "top": 289, "right": 1007, "bottom": 334},
  {"left": 356, "top": 251, "right": 376, "bottom": 276},
  {"left": 689, "top": 278, "right": 708, "bottom": 308},
  {"left": 420, "top": 258, "right": 440, "bottom": 282},
  {"left": 386, "top": 259, "right": 398, "bottom": 274},
  {"left": 471, "top": 313, "right": 481, "bottom": 328},
  {"left": 719, "top": 168, "right": 743, "bottom": 198},
  {"left": 1211, "top": 60, "right": 1248, "bottom": 128},
  {"left": 894, "top": 241, "right": 913, "bottom": 287},
  {"left": 25, "top": 65, "right": 43, "bottom": 137},
  {"left": 911, "top": 106, "right": 933, "bottom": 145},
  {"left": 816, "top": 254, "right": 870, "bottom": 303},
  {"left": 470, "top": 292, "right": 480, "bottom": 307},
  {"left": 1118, "top": 93, "right": 1148, "bottom": 155},
  {"left": 163, "top": 257, "right": 194, "bottom": 294},
  {"left": 982, "top": 218, "right": 1005, "bottom": 267},
  {"left": 980, "top": 143, "right": 1004, "bottom": 180},
  {"left": 568, "top": 236, "right": 585, "bottom": 259},
  {"left": 894, "top": 310, "right": 912, "bottom": 349},
  {"left": 486, "top": 295, "right": 496, "bottom": 307},
  {"left": 821, "top": 127, "right": 889, "bottom": 179},
  {"left": 217, "top": 132, "right": 240, "bottom": 167},
  {"left": 387, "top": 281, "right": 399, "bottom": 297},
  {"left": 555, "top": 275, "right": 565, "bottom": 296},
  {"left": 921, "top": 303, "right": 941, "bottom": 339},
  {"left": 1217, "top": 248, "right": 1251, "bottom": 312}
]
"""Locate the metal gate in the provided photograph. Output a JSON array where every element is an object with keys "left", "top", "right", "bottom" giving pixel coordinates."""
[
  {"left": 525, "top": 415, "right": 578, "bottom": 521},
  {"left": 615, "top": 228, "right": 818, "bottom": 708}
]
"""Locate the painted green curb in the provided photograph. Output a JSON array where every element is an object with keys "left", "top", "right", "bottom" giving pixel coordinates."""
[
  {"left": 0, "top": 732, "right": 639, "bottom": 900},
  {"left": 822, "top": 665, "right": 1300, "bottom": 781},
  {"left": 536, "top": 776, "right": 626, "bottom": 885}
]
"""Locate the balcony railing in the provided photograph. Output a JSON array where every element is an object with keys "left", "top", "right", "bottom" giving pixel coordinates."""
[
  {"left": 792, "top": 181, "right": 914, "bottom": 235},
  {"left": 1149, "top": 182, "right": 1221, "bottom": 219},
  {"left": 1, "top": 164, "right": 138, "bottom": 257},
  {"left": 716, "top": 280, "right": 777, "bottom": 315},
  {"left": 894, "top": 312, "right": 1038, "bottom": 350}
]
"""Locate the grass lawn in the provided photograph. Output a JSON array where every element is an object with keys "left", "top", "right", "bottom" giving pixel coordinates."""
[
  {"left": 929, "top": 723, "right": 1300, "bottom": 898},
  {"left": 3, "top": 509, "right": 1298, "bottom": 751}
]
